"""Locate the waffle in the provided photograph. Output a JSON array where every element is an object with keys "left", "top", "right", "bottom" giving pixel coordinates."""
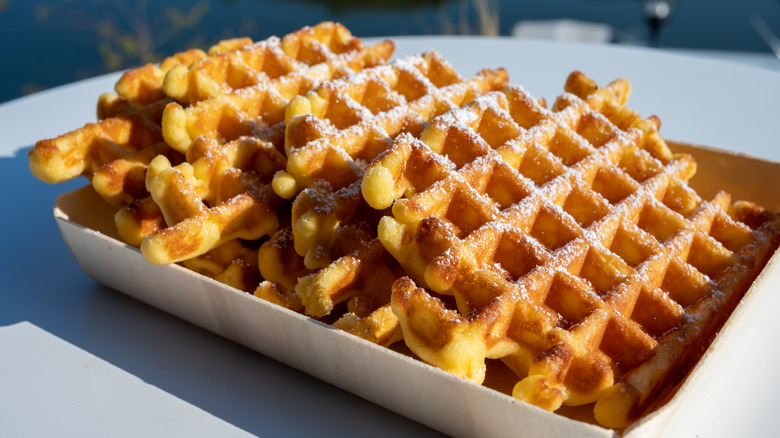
[
  {"left": 369, "top": 73, "right": 780, "bottom": 427},
  {"left": 124, "top": 23, "right": 393, "bottom": 264},
  {"left": 30, "top": 91, "right": 167, "bottom": 204},
  {"left": 113, "top": 121, "right": 286, "bottom": 248},
  {"left": 113, "top": 47, "right": 208, "bottom": 107},
  {"left": 183, "top": 239, "right": 262, "bottom": 293},
  {"left": 255, "top": 226, "right": 308, "bottom": 312},
  {"left": 112, "top": 23, "right": 394, "bottom": 260},
  {"left": 332, "top": 302, "right": 403, "bottom": 347},
  {"left": 256, "top": 206, "right": 394, "bottom": 318},
  {"left": 161, "top": 21, "right": 395, "bottom": 154},
  {"left": 254, "top": 224, "right": 402, "bottom": 346},
  {"left": 274, "top": 50, "right": 508, "bottom": 199},
  {"left": 86, "top": 41, "right": 249, "bottom": 204},
  {"left": 28, "top": 47, "right": 215, "bottom": 206},
  {"left": 232, "top": 47, "right": 507, "bottom": 327},
  {"left": 269, "top": 51, "right": 507, "bottom": 337},
  {"left": 137, "top": 142, "right": 286, "bottom": 265},
  {"left": 276, "top": 51, "right": 508, "bottom": 274}
]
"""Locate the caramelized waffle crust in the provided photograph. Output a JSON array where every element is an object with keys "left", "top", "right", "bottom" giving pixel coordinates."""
[
  {"left": 274, "top": 51, "right": 508, "bottom": 323},
  {"left": 29, "top": 23, "right": 780, "bottom": 432},
  {"left": 368, "top": 72, "right": 780, "bottom": 427},
  {"left": 250, "top": 51, "right": 507, "bottom": 350},
  {"left": 127, "top": 22, "right": 394, "bottom": 266},
  {"left": 30, "top": 22, "right": 395, "bottom": 282}
]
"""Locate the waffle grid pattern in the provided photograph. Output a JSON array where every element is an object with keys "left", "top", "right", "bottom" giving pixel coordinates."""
[
  {"left": 270, "top": 52, "right": 507, "bottom": 322},
  {"left": 277, "top": 52, "right": 508, "bottom": 273},
  {"left": 161, "top": 22, "right": 394, "bottom": 155},
  {"left": 118, "top": 24, "right": 394, "bottom": 266},
  {"left": 373, "top": 77, "right": 780, "bottom": 426},
  {"left": 274, "top": 50, "right": 509, "bottom": 198}
]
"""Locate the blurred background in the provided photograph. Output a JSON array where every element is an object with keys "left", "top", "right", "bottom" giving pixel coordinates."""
[{"left": 1, "top": 0, "right": 779, "bottom": 104}]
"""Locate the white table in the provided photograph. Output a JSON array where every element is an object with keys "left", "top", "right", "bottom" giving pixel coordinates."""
[{"left": 2, "top": 36, "right": 780, "bottom": 437}]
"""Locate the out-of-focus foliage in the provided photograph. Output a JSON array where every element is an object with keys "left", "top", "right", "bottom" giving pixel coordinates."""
[{"left": 35, "top": 0, "right": 210, "bottom": 71}]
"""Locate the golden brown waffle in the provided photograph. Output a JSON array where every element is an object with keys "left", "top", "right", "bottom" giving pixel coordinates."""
[
  {"left": 29, "top": 43, "right": 227, "bottom": 205},
  {"left": 293, "top": 222, "right": 399, "bottom": 318},
  {"left": 110, "top": 23, "right": 393, "bottom": 258},
  {"left": 138, "top": 143, "right": 286, "bottom": 265},
  {"left": 161, "top": 22, "right": 395, "bottom": 154},
  {"left": 30, "top": 21, "right": 392, "bottom": 206},
  {"left": 248, "top": 48, "right": 506, "bottom": 328},
  {"left": 256, "top": 211, "right": 394, "bottom": 317},
  {"left": 332, "top": 302, "right": 403, "bottom": 346},
  {"left": 113, "top": 125, "right": 287, "bottom": 247},
  {"left": 274, "top": 50, "right": 508, "bottom": 199},
  {"left": 267, "top": 51, "right": 507, "bottom": 341},
  {"left": 121, "top": 22, "right": 393, "bottom": 264},
  {"left": 114, "top": 48, "right": 208, "bottom": 107},
  {"left": 30, "top": 92, "right": 168, "bottom": 202},
  {"left": 254, "top": 224, "right": 402, "bottom": 346},
  {"left": 30, "top": 23, "right": 402, "bottom": 331},
  {"left": 90, "top": 39, "right": 259, "bottom": 205},
  {"left": 255, "top": 226, "right": 308, "bottom": 312},
  {"left": 276, "top": 51, "right": 508, "bottom": 274},
  {"left": 183, "top": 239, "right": 262, "bottom": 293},
  {"left": 369, "top": 73, "right": 780, "bottom": 427},
  {"left": 289, "top": 183, "right": 390, "bottom": 269},
  {"left": 162, "top": 23, "right": 381, "bottom": 105}
]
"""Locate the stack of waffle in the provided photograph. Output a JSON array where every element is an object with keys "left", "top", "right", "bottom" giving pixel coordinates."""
[{"left": 30, "top": 22, "right": 780, "bottom": 428}]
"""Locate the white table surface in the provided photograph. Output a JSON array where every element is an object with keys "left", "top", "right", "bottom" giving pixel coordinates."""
[{"left": 2, "top": 36, "right": 780, "bottom": 437}]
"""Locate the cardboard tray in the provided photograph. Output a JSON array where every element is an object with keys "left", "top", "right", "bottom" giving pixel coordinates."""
[{"left": 52, "top": 141, "right": 780, "bottom": 437}]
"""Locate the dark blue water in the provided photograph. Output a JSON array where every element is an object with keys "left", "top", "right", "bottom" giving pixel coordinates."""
[{"left": 1, "top": 0, "right": 778, "bottom": 104}]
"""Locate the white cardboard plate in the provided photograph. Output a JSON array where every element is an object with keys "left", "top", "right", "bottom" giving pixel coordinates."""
[{"left": 52, "top": 141, "right": 780, "bottom": 437}]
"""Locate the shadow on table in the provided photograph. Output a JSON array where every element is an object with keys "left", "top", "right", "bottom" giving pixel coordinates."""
[{"left": 0, "top": 147, "right": 444, "bottom": 438}]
